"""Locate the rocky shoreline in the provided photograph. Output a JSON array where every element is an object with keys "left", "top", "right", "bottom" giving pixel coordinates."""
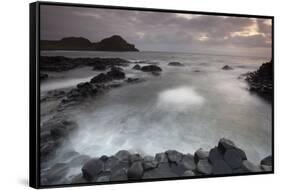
[{"left": 41, "top": 138, "right": 272, "bottom": 185}]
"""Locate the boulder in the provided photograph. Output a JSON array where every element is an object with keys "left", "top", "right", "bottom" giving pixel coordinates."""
[
  {"left": 242, "top": 160, "right": 261, "bottom": 172},
  {"left": 260, "top": 155, "right": 272, "bottom": 166},
  {"left": 130, "top": 154, "right": 143, "bottom": 163},
  {"left": 197, "top": 159, "right": 212, "bottom": 175},
  {"left": 92, "top": 64, "right": 107, "bottom": 71},
  {"left": 90, "top": 73, "right": 112, "bottom": 83},
  {"left": 142, "top": 163, "right": 178, "bottom": 179},
  {"left": 212, "top": 159, "right": 232, "bottom": 175},
  {"left": 104, "top": 156, "right": 120, "bottom": 171},
  {"left": 132, "top": 64, "right": 141, "bottom": 70},
  {"left": 165, "top": 150, "right": 183, "bottom": 164},
  {"left": 168, "top": 62, "right": 184, "bottom": 66},
  {"left": 110, "top": 168, "right": 128, "bottom": 181},
  {"left": 194, "top": 148, "right": 209, "bottom": 163},
  {"left": 127, "top": 161, "right": 144, "bottom": 180},
  {"left": 222, "top": 65, "right": 233, "bottom": 70},
  {"left": 224, "top": 149, "right": 243, "bottom": 169},
  {"left": 82, "top": 158, "right": 104, "bottom": 181},
  {"left": 141, "top": 65, "right": 162, "bottom": 72},
  {"left": 155, "top": 152, "right": 168, "bottom": 163},
  {"left": 107, "top": 67, "right": 125, "bottom": 79},
  {"left": 181, "top": 154, "right": 196, "bottom": 170},
  {"left": 115, "top": 150, "right": 131, "bottom": 162},
  {"left": 218, "top": 138, "right": 236, "bottom": 153},
  {"left": 208, "top": 147, "right": 224, "bottom": 164}
]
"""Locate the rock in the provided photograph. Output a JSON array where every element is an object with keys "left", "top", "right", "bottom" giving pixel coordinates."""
[
  {"left": 93, "top": 64, "right": 107, "bottom": 71},
  {"left": 130, "top": 154, "right": 143, "bottom": 163},
  {"left": 107, "top": 67, "right": 125, "bottom": 79},
  {"left": 142, "top": 163, "right": 178, "bottom": 179},
  {"left": 126, "top": 77, "right": 143, "bottom": 83},
  {"left": 194, "top": 148, "right": 209, "bottom": 163},
  {"left": 70, "top": 155, "right": 91, "bottom": 166},
  {"left": 110, "top": 168, "right": 128, "bottom": 181},
  {"left": 218, "top": 138, "right": 236, "bottom": 153},
  {"left": 222, "top": 65, "right": 233, "bottom": 70},
  {"left": 95, "top": 171, "right": 111, "bottom": 182},
  {"left": 242, "top": 160, "right": 261, "bottom": 172},
  {"left": 115, "top": 150, "right": 131, "bottom": 162},
  {"left": 168, "top": 62, "right": 184, "bottom": 66},
  {"left": 71, "top": 174, "right": 87, "bottom": 183},
  {"left": 155, "top": 152, "right": 168, "bottom": 163},
  {"left": 181, "top": 170, "right": 195, "bottom": 177},
  {"left": 197, "top": 159, "right": 212, "bottom": 175},
  {"left": 127, "top": 161, "right": 144, "bottom": 180},
  {"left": 141, "top": 65, "right": 162, "bottom": 72},
  {"left": 49, "top": 120, "right": 78, "bottom": 140},
  {"left": 165, "top": 150, "right": 183, "bottom": 164},
  {"left": 104, "top": 156, "right": 120, "bottom": 171},
  {"left": 224, "top": 149, "right": 243, "bottom": 169},
  {"left": 170, "top": 162, "right": 188, "bottom": 176},
  {"left": 143, "top": 160, "right": 158, "bottom": 171},
  {"left": 260, "top": 155, "right": 272, "bottom": 166},
  {"left": 181, "top": 154, "right": 196, "bottom": 170},
  {"left": 212, "top": 159, "right": 232, "bottom": 175},
  {"left": 82, "top": 158, "right": 104, "bottom": 181},
  {"left": 90, "top": 73, "right": 112, "bottom": 83},
  {"left": 99, "top": 155, "right": 109, "bottom": 162},
  {"left": 260, "top": 164, "right": 272, "bottom": 172},
  {"left": 132, "top": 64, "right": 141, "bottom": 70},
  {"left": 208, "top": 147, "right": 224, "bottom": 164}
]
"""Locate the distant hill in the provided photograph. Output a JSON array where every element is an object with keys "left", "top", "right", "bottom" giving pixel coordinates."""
[{"left": 41, "top": 35, "right": 139, "bottom": 52}]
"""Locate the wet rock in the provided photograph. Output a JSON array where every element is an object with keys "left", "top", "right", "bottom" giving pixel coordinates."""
[
  {"left": 49, "top": 120, "right": 78, "bottom": 140},
  {"left": 143, "top": 160, "right": 158, "bottom": 171},
  {"left": 99, "top": 155, "right": 109, "bottom": 162},
  {"left": 212, "top": 159, "right": 232, "bottom": 175},
  {"left": 141, "top": 65, "right": 162, "bottom": 72},
  {"left": 224, "top": 149, "right": 243, "bottom": 169},
  {"left": 93, "top": 63, "right": 107, "bottom": 71},
  {"left": 82, "top": 158, "right": 104, "bottom": 181},
  {"left": 242, "top": 160, "right": 261, "bottom": 172},
  {"left": 126, "top": 77, "right": 143, "bottom": 83},
  {"left": 168, "top": 62, "right": 184, "bottom": 66},
  {"left": 182, "top": 170, "right": 195, "bottom": 177},
  {"left": 197, "top": 159, "right": 212, "bottom": 175},
  {"left": 130, "top": 154, "right": 143, "bottom": 163},
  {"left": 170, "top": 162, "right": 188, "bottom": 176},
  {"left": 218, "top": 138, "right": 236, "bottom": 153},
  {"left": 127, "top": 161, "right": 144, "bottom": 180},
  {"left": 155, "top": 152, "right": 168, "bottom": 163},
  {"left": 260, "top": 155, "right": 272, "bottom": 166},
  {"left": 166, "top": 150, "right": 183, "bottom": 164},
  {"left": 208, "top": 147, "right": 224, "bottom": 164},
  {"left": 107, "top": 67, "right": 125, "bottom": 79},
  {"left": 142, "top": 163, "right": 178, "bottom": 179},
  {"left": 115, "top": 150, "right": 131, "bottom": 162},
  {"left": 110, "top": 168, "right": 128, "bottom": 181},
  {"left": 90, "top": 73, "right": 112, "bottom": 83},
  {"left": 181, "top": 154, "right": 196, "bottom": 170},
  {"left": 222, "top": 65, "right": 233, "bottom": 70},
  {"left": 194, "top": 148, "right": 209, "bottom": 163},
  {"left": 96, "top": 171, "right": 111, "bottom": 182},
  {"left": 132, "top": 64, "right": 141, "bottom": 70},
  {"left": 104, "top": 156, "right": 119, "bottom": 171}
]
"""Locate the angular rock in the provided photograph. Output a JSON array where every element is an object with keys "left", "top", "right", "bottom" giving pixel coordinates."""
[
  {"left": 194, "top": 148, "right": 209, "bottom": 163},
  {"left": 197, "top": 159, "right": 212, "bottom": 175},
  {"left": 208, "top": 147, "right": 224, "bottom": 164},
  {"left": 90, "top": 73, "right": 112, "bottom": 83},
  {"left": 142, "top": 163, "right": 178, "bottom": 179},
  {"left": 165, "top": 150, "right": 183, "bottom": 164},
  {"left": 242, "top": 160, "right": 261, "bottom": 172},
  {"left": 93, "top": 64, "right": 107, "bottom": 71},
  {"left": 260, "top": 155, "right": 272, "bottom": 166},
  {"left": 222, "top": 65, "right": 233, "bottom": 70},
  {"left": 181, "top": 154, "right": 196, "bottom": 170},
  {"left": 82, "top": 158, "right": 104, "bottom": 181},
  {"left": 127, "top": 161, "right": 144, "bottom": 180},
  {"left": 224, "top": 149, "right": 243, "bottom": 169},
  {"left": 212, "top": 159, "right": 232, "bottom": 175},
  {"left": 141, "top": 65, "right": 162, "bottom": 72}
]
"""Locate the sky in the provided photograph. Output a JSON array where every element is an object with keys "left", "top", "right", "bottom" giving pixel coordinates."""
[{"left": 40, "top": 5, "right": 272, "bottom": 57}]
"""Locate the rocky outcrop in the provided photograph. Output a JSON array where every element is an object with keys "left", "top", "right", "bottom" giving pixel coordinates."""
[
  {"left": 69, "top": 138, "right": 272, "bottom": 184},
  {"left": 40, "top": 56, "right": 129, "bottom": 72},
  {"left": 222, "top": 65, "right": 233, "bottom": 70},
  {"left": 41, "top": 35, "right": 139, "bottom": 51},
  {"left": 168, "top": 62, "right": 184, "bottom": 66},
  {"left": 141, "top": 65, "right": 162, "bottom": 72},
  {"left": 245, "top": 60, "right": 273, "bottom": 101}
]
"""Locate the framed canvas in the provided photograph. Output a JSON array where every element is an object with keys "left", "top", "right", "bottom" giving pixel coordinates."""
[{"left": 29, "top": 1, "right": 274, "bottom": 188}]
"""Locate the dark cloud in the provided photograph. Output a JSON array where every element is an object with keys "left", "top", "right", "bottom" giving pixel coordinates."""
[{"left": 40, "top": 5, "right": 272, "bottom": 56}]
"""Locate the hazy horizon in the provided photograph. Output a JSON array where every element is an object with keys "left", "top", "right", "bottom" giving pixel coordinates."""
[{"left": 41, "top": 5, "right": 272, "bottom": 58}]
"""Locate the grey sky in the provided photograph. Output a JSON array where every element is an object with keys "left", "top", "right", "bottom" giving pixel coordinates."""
[{"left": 40, "top": 5, "right": 272, "bottom": 57}]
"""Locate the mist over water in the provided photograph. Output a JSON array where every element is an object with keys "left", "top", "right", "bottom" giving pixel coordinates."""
[{"left": 41, "top": 51, "right": 272, "bottom": 166}]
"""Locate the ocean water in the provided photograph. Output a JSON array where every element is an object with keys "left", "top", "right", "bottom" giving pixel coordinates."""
[{"left": 41, "top": 50, "right": 272, "bottom": 165}]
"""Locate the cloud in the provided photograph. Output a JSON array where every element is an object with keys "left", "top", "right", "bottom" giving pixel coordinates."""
[{"left": 40, "top": 5, "right": 272, "bottom": 56}]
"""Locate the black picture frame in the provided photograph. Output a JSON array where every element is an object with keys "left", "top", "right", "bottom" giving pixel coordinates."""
[{"left": 30, "top": 1, "right": 274, "bottom": 188}]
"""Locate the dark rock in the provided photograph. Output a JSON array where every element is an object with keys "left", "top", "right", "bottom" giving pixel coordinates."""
[
  {"left": 224, "top": 149, "right": 243, "bottom": 169},
  {"left": 197, "top": 159, "right": 212, "bottom": 175},
  {"left": 104, "top": 156, "right": 120, "bottom": 171},
  {"left": 99, "top": 155, "right": 109, "bottom": 162},
  {"left": 142, "top": 163, "right": 178, "bottom": 179},
  {"left": 90, "top": 73, "right": 112, "bottom": 83},
  {"left": 222, "top": 65, "right": 233, "bottom": 70},
  {"left": 126, "top": 77, "right": 143, "bottom": 83},
  {"left": 141, "top": 65, "right": 162, "bottom": 72},
  {"left": 218, "top": 138, "right": 236, "bottom": 153},
  {"left": 165, "top": 150, "right": 183, "bottom": 164},
  {"left": 115, "top": 150, "right": 131, "bottom": 162},
  {"left": 130, "top": 154, "right": 143, "bottom": 163},
  {"left": 127, "top": 161, "right": 144, "bottom": 180},
  {"left": 242, "top": 160, "right": 261, "bottom": 172},
  {"left": 181, "top": 170, "right": 195, "bottom": 177},
  {"left": 93, "top": 64, "right": 107, "bottom": 71},
  {"left": 208, "top": 147, "right": 224, "bottom": 164},
  {"left": 95, "top": 171, "right": 111, "bottom": 182},
  {"left": 168, "top": 62, "right": 184, "bottom": 66},
  {"left": 110, "top": 168, "right": 128, "bottom": 181},
  {"left": 212, "top": 159, "right": 232, "bottom": 175},
  {"left": 82, "top": 158, "right": 104, "bottom": 181},
  {"left": 260, "top": 155, "right": 272, "bottom": 166},
  {"left": 143, "top": 160, "right": 158, "bottom": 171},
  {"left": 155, "top": 152, "right": 168, "bottom": 163},
  {"left": 194, "top": 148, "right": 209, "bottom": 163},
  {"left": 132, "top": 64, "right": 141, "bottom": 70},
  {"left": 181, "top": 154, "right": 196, "bottom": 170},
  {"left": 107, "top": 67, "right": 126, "bottom": 79},
  {"left": 49, "top": 120, "right": 78, "bottom": 140}
]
